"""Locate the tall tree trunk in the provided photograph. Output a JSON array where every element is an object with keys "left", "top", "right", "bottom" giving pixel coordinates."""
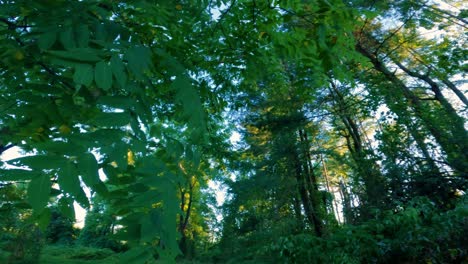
[
  {"left": 292, "top": 150, "right": 322, "bottom": 237},
  {"left": 328, "top": 82, "right": 386, "bottom": 213},
  {"left": 407, "top": 48, "right": 468, "bottom": 107},
  {"left": 321, "top": 154, "right": 341, "bottom": 223},
  {"left": 298, "top": 129, "right": 324, "bottom": 235},
  {"left": 357, "top": 44, "right": 468, "bottom": 177},
  {"left": 292, "top": 195, "right": 304, "bottom": 230},
  {"left": 178, "top": 183, "right": 194, "bottom": 257},
  {"left": 392, "top": 59, "right": 466, "bottom": 131},
  {"left": 403, "top": 119, "right": 443, "bottom": 178},
  {"left": 439, "top": 78, "right": 468, "bottom": 107},
  {"left": 339, "top": 180, "right": 353, "bottom": 224}
]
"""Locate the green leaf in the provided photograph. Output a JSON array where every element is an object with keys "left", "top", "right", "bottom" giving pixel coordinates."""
[
  {"left": 97, "top": 96, "right": 136, "bottom": 110},
  {"left": 192, "top": 149, "right": 201, "bottom": 169},
  {"left": 128, "top": 183, "right": 149, "bottom": 193},
  {"left": 58, "top": 162, "right": 80, "bottom": 194},
  {"left": 58, "top": 161, "right": 89, "bottom": 208},
  {"left": 8, "top": 155, "right": 67, "bottom": 170},
  {"left": 157, "top": 246, "right": 178, "bottom": 264},
  {"left": 73, "top": 64, "right": 94, "bottom": 86},
  {"left": 27, "top": 174, "right": 51, "bottom": 213},
  {"left": 120, "top": 247, "right": 153, "bottom": 264},
  {"left": 36, "top": 208, "right": 52, "bottom": 231},
  {"left": 185, "top": 145, "right": 193, "bottom": 160},
  {"left": 58, "top": 197, "right": 75, "bottom": 220},
  {"left": 90, "top": 112, "right": 131, "bottom": 127},
  {"left": 160, "top": 187, "right": 180, "bottom": 259},
  {"left": 50, "top": 57, "right": 83, "bottom": 68},
  {"left": 172, "top": 75, "right": 205, "bottom": 129},
  {"left": 95, "top": 23, "right": 106, "bottom": 41},
  {"left": 130, "top": 117, "right": 145, "bottom": 139},
  {"left": 125, "top": 46, "right": 152, "bottom": 79},
  {"left": 317, "top": 24, "right": 328, "bottom": 50},
  {"left": 110, "top": 55, "right": 127, "bottom": 88},
  {"left": 47, "top": 49, "right": 102, "bottom": 63},
  {"left": 130, "top": 190, "right": 160, "bottom": 208},
  {"left": 140, "top": 213, "right": 160, "bottom": 242},
  {"left": 77, "top": 153, "right": 100, "bottom": 187},
  {"left": 86, "top": 130, "right": 127, "bottom": 145},
  {"left": 167, "top": 138, "right": 184, "bottom": 159},
  {"left": 134, "top": 157, "right": 166, "bottom": 176},
  {"left": 95, "top": 21, "right": 121, "bottom": 42},
  {"left": 36, "top": 140, "right": 86, "bottom": 155},
  {"left": 0, "top": 169, "right": 39, "bottom": 181},
  {"left": 75, "top": 25, "right": 90, "bottom": 48},
  {"left": 107, "top": 143, "right": 128, "bottom": 171},
  {"left": 95, "top": 61, "right": 113, "bottom": 90},
  {"left": 59, "top": 26, "right": 75, "bottom": 50},
  {"left": 38, "top": 31, "right": 57, "bottom": 50}
]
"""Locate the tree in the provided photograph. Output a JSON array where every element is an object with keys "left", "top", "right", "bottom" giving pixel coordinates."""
[
  {"left": 1, "top": 0, "right": 466, "bottom": 263},
  {"left": 0, "top": 182, "right": 45, "bottom": 263},
  {"left": 0, "top": 1, "right": 213, "bottom": 261},
  {"left": 44, "top": 207, "right": 78, "bottom": 245},
  {"left": 78, "top": 194, "right": 124, "bottom": 251}
]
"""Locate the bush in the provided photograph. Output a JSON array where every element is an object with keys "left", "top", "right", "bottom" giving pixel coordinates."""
[
  {"left": 44, "top": 209, "right": 78, "bottom": 245},
  {"left": 5, "top": 224, "right": 45, "bottom": 264},
  {"left": 41, "top": 245, "right": 115, "bottom": 260},
  {"left": 264, "top": 197, "right": 468, "bottom": 264}
]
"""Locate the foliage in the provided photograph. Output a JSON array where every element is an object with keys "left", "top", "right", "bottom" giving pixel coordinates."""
[
  {"left": 45, "top": 208, "right": 79, "bottom": 245},
  {"left": 41, "top": 245, "right": 115, "bottom": 261},
  {"left": 263, "top": 198, "right": 468, "bottom": 264},
  {"left": 77, "top": 195, "right": 126, "bottom": 252},
  {"left": 0, "top": 183, "right": 45, "bottom": 263},
  {"left": 1, "top": 222, "right": 44, "bottom": 264},
  {"left": 0, "top": 1, "right": 214, "bottom": 261},
  {"left": 0, "top": 0, "right": 466, "bottom": 263},
  {"left": 0, "top": 245, "right": 118, "bottom": 264}
]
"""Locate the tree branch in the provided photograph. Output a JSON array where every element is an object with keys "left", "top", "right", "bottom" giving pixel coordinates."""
[{"left": 0, "top": 144, "right": 15, "bottom": 156}]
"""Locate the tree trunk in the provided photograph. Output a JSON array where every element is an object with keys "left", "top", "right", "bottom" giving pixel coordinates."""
[
  {"left": 298, "top": 129, "right": 324, "bottom": 235},
  {"left": 178, "top": 183, "right": 194, "bottom": 258},
  {"left": 321, "top": 154, "right": 341, "bottom": 223},
  {"left": 292, "top": 151, "right": 322, "bottom": 237},
  {"left": 328, "top": 82, "right": 386, "bottom": 213},
  {"left": 357, "top": 43, "right": 468, "bottom": 177},
  {"left": 339, "top": 180, "right": 353, "bottom": 224},
  {"left": 292, "top": 195, "right": 304, "bottom": 230}
]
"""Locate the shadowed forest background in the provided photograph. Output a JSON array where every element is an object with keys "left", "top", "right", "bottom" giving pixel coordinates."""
[{"left": 0, "top": 0, "right": 467, "bottom": 263}]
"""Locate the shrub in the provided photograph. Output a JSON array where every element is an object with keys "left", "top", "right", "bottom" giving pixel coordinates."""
[
  {"left": 264, "top": 197, "right": 467, "bottom": 264},
  {"left": 6, "top": 224, "right": 45, "bottom": 264},
  {"left": 41, "top": 245, "right": 115, "bottom": 260}
]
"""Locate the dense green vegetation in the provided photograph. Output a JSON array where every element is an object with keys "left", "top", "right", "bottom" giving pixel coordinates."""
[{"left": 0, "top": 0, "right": 466, "bottom": 263}]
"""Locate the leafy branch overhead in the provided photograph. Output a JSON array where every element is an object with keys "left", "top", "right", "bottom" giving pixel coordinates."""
[{"left": 0, "top": 0, "right": 466, "bottom": 263}]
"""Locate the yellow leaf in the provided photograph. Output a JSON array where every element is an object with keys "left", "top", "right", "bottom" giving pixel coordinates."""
[
  {"left": 259, "top": 32, "right": 266, "bottom": 39},
  {"left": 190, "top": 176, "right": 197, "bottom": 186},
  {"left": 110, "top": 161, "right": 118, "bottom": 168},
  {"left": 20, "top": 7, "right": 31, "bottom": 16},
  {"left": 14, "top": 50, "right": 25, "bottom": 61},
  {"left": 175, "top": 4, "right": 182, "bottom": 10},
  {"left": 127, "top": 149, "right": 135, "bottom": 166},
  {"left": 59, "top": 124, "right": 71, "bottom": 134}
]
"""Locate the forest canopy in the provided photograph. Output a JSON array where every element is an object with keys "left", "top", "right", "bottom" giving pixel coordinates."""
[{"left": 0, "top": 0, "right": 467, "bottom": 263}]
